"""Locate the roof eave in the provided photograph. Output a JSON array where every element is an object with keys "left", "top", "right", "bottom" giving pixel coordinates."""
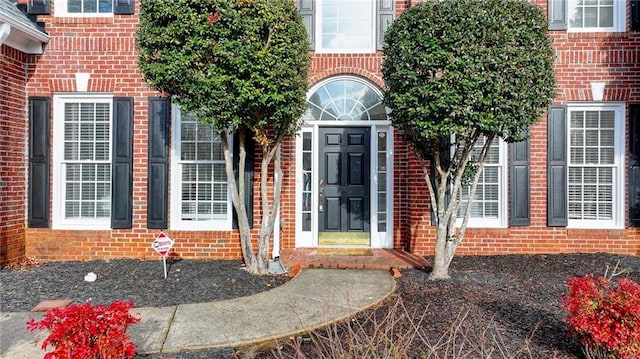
[{"left": 0, "top": 13, "right": 49, "bottom": 54}]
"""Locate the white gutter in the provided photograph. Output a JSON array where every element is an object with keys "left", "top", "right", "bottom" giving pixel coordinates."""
[{"left": 0, "top": 11, "right": 49, "bottom": 54}]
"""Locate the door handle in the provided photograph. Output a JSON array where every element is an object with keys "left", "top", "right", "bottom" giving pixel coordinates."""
[{"left": 318, "top": 178, "right": 324, "bottom": 212}]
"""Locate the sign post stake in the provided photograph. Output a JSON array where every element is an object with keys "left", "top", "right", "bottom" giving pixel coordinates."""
[
  {"left": 162, "top": 255, "right": 168, "bottom": 279},
  {"left": 151, "top": 231, "right": 174, "bottom": 279}
]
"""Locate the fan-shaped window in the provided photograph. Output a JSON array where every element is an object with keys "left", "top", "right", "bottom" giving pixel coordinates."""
[{"left": 303, "top": 78, "right": 387, "bottom": 121}]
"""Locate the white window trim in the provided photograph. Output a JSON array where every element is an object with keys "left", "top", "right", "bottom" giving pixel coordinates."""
[
  {"left": 314, "top": 0, "right": 376, "bottom": 54},
  {"left": 566, "top": 102, "right": 625, "bottom": 229},
  {"left": 52, "top": 93, "right": 113, "bottom": 230},
  {"left": 170, "top": 105, "right": 233, "bottom": 231},
  {"left": 55, "top": 0, "right": 115, "bottom": 17},
  {"left": 296, "top": 76, "right": 393, "bottom": 248},
  {"left": 456, "top": 138, "right": 508, "bottom": 228},
  {"left": 567, "top": 0, "right": 625, "bottom": 33}
]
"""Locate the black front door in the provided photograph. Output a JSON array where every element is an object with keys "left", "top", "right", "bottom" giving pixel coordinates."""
[{"left": 318, "top": 127, "right": 370, "bottom": 245}]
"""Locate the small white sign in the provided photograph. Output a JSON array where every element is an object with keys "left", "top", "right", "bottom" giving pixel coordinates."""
[{"left": 151, "top": 232, "right": 174, "bottom": 257}]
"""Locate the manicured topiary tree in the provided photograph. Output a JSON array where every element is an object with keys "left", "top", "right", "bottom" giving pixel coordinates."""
[
  {"left": 137, "top": 0, "right": 310, "bottom": 274},
  {"left": 382, "top": 0, "right": 555, "bottom": 279}
]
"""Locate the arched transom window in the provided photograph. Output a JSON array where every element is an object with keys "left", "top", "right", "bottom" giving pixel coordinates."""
[{"left": 303, "top": 78, "right": 387, "bottom": 121}]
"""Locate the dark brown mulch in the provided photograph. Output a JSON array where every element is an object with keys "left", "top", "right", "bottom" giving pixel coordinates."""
[
  {"left": 396, "top": 252, "right": 640, "bottom": 358},
  {"left": 264, "top": 252, "right": 640, "bottom": 359},
  {"left": 2, "top": 253, "right": 639, "bottom": 358},
  {"left": 0, "top": 259, "right": 289, "bottom": 313}
]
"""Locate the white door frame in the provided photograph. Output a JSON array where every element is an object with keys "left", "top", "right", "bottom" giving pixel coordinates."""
[{"left": 294, "top": 122, "right": 394, "bottom": 248}]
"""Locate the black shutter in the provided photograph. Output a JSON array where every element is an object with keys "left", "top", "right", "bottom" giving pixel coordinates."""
[
  {"left": 547, "top": 106, "right": 568, "bottom": 226},
  {"left": 509, "top": 138, "right": 530, "bottom": 226},
  {"left": 28, "top": 97, "right": 50, "bottom": 228},
  {"left": 548, "top": 0, "right": 568, "bottom": 30},
  {"left": 629, "top": 105, "right": 640, "bottom": 226},
  {"left": 147, "top": 97, "right": 170, "bottom": 229},
  {"left": 298, "top": 0, "right": 314, "bottom": 48},
  {"left": 632, "top": 1, "right": 640, "bottom": 31},
  {"left": 114, "top": 0, "right": 134, "bottom": 14},
  {"left": 28, "top": 0, "right": 50, "bottom": 15},
  {"left": 111, "top": 97, "right": 134, "bottom": 229},
  {"left": 376, "top": 0, "right": 395, "bottom": 51},
  {"left": 233, "top": 130, "right": 255, "bottom": 229}
]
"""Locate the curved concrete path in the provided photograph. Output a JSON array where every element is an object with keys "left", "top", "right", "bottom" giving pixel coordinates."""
[{"left": 0, "top": 268, "right": 395, "bottom": 357}]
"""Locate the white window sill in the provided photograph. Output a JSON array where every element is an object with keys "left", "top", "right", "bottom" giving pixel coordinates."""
[
  {"left": 52, "top": 222, "right": 111, "bottom": 230},
  {"left": 170, "top": 221, "right": 232, "bottom": 231}
]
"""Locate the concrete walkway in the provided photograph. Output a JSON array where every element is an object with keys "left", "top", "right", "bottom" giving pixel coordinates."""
[{"left": 0, "top": 268, "right": 395, "bottom": 358}]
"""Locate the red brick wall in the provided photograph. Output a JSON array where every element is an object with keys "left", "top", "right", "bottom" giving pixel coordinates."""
[
  {"left": 0, "top": 45, "right": 28, "bottom": 266},
  {"left": 9, "top": 0, "right": 639, "bottom": 264},
  {"left": 20, "top": 3, "right": 250, "bottom": 262}
]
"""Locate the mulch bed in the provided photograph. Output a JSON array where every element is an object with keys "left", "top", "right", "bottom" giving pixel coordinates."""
[
  {"left": 0, "top": 259, "right": 289, "bottom": 313},
  {"left": 2, "top": 253, "right": 638, "bottom": 358}
]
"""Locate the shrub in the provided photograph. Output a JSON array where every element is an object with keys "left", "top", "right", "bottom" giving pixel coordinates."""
[
  {"left": 269, "top": 297, "right": 534, "bottom": 359},
  {"left": 561, "top": 275, "right": 640, "bottom": 359},
  {"left": 27, "top": 300, "right": 140, "bottom": 359}
]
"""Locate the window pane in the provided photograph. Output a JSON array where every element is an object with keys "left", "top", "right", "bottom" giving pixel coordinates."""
[
  {"left": 98, "top": 0, "right": 112, "bottom": 13},
  {"left": 68, "top": 0, "right": 81, "bottom": 12},
  {"left": 198, "top": 164, "right": 212, "bottom": 181},
  {"left": 378, "top": 193, "right": 386, "bottom": 212},
  {"left": 570, "top": 8, "right": 584, "bottom": 27},
  {"left": 599, "top": 6, "right": 613, "bottom": 27},
  {"left": 83, "top": 0, "right": 97, "bottom": 13},
  {"left": 583, "top": 7, "right": 597, "bottom": 27},
  {"left": 197, "top": 143, "right": 212, "bottom": 160}
]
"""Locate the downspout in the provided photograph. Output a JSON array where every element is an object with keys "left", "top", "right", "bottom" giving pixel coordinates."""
[
  {"left": 0, "top": 23, "right": 11, "bottom": 46},
  {"left": 272, "top": 145, "right": 281, "bottom": 259}
]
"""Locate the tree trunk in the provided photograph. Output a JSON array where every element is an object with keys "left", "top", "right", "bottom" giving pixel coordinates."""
[
  {"left": 430, "top": 222, "right": 452, "bottom": 280},
  {"left": 221, "top": 130, "right": 257, "bottom": 273},
  {"left": 251, "top": 145, "right": 279, "bottom": 275}
]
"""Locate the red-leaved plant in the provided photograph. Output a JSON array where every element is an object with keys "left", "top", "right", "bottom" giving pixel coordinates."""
[
  {"left": 27, "top": 300, "right": 140, "bottom": 359},
  {"left": 560, "top": 275, "right": 640, "bottom": 359}
]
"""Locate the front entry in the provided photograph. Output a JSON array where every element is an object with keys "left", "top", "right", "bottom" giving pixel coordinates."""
[{"left": 318, "top": 127, "right": 370, "bottom": 246}]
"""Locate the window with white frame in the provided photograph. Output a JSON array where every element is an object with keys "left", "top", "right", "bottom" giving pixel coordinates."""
[
  {"left": 457, "top": 137, "right": 507, "bottom": 227},
  {"left": 568, "top": 0, "right": 625, "bottom": 32},
  {"left": 317, "top": 0, "right": 375, "bottom": 53},
  {"left": 56, "top": 0, "right": 114, "bottom": 16},
  {"left": 567, "top": 105, "right": 624, "bottom": 227},
  {"left": 52, "top": 95, "right": 112, "bottom": 229},
  {"left": 171, "top": 108, "right": 232, "bottom": 230}
]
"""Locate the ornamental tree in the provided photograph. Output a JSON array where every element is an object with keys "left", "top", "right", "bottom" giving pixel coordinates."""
[
  {"left": 382, "top": 0, "right": 555, "bottom": 280},
  {"left": 137, "top": 0, "right": 310, "bottom": 274}
]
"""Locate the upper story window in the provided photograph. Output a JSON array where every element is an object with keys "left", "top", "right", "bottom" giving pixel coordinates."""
[
  {"left": 568, "top": 0, "right": 623, "bottom": 32},
  {"left": 549, "top": 0, "right": 625, "bottom": 32},
  {"left": 50, "top": 0, "right": 134, "bottom": 17},
  {"left": 298, "top": 0, "right": 395, "bottom": 54},
  {"left": 318, "top": 0, "right": 374, "bottom": 53},
  {"left": 68, "top": 0, "right": 113, "bottom": 13}
]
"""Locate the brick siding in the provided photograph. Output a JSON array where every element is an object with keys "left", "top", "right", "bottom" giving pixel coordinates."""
[
  {"left": 0, "top": 0, "right": 638, "bottom": 265},
  {"left": 0, "top": 45, "right": 28, "bottom": 266}
]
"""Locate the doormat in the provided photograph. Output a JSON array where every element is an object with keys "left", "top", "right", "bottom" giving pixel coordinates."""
[{"left": 316, "top": 248, "right": 373, "bottom": 256}]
